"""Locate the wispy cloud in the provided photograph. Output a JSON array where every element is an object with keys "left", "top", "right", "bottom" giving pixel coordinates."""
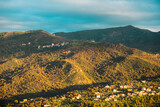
[{"left": 0, "top": 0, "right": 160, "bottom": 32}]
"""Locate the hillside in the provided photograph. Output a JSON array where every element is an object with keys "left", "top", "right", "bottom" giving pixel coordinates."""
[
  {"left": 0, "top": 41, "right": 160, "bottom": 100},
  {"left": 55, "top": 25, "right": 160, "bottom": 53},
  {"left": 0, "top": 30, "right": 67, "bottom": 62}
]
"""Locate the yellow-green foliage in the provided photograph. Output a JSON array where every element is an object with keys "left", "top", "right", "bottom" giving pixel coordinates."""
[{"left": 0, "top": 41, "right": 160, "bottom": 99}]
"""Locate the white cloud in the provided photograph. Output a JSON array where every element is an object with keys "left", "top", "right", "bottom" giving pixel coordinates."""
[
  {"left": 45, "top": 0, "right": 158, "bottom": 21},
  {"left": 136, "top": 25, "right": 160, "bottom": 32},
  {"left": 0, "top": 0, "right": 159, "bottom": 32},
  {"left": 1, "top": 0, "right": 158, "bottom": 19},
  {"left": 0, "top": 17, "right": 33, "bottom": 31}
]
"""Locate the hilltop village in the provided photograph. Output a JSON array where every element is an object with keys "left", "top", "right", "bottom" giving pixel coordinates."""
[{"left": 21, "top": 42, "right": 69, "bottom": 50}]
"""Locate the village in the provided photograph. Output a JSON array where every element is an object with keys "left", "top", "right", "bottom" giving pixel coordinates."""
[
  {"left": 21, "top": 42, "right": 69, "bottom": 50},
  {"left": 65, "top": 80, "right": 160, "bottom": 102},
  {"left": 18, "top": 80, "right": 160, "bottom": 107}
]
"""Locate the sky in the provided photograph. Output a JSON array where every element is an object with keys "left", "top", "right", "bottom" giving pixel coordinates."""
[{"left": 0, "top": 0, "right": 160, "bottom": 33}]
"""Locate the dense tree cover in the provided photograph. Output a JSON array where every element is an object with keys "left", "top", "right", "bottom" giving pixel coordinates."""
[
  {"left": 0, "top": 30, "right": 67, "bottom": 61},
  {"left": 55, "top": 25, "right": 160, "bottom": 53},
  {"left": 4, "top": 82, "right": 160, "bottom": 107},
  {"left": 5, "top": 95, "right": 160, "bottom": 107},
  {"left": 0, "top": 40, "right": 160, "bottom": 102}
]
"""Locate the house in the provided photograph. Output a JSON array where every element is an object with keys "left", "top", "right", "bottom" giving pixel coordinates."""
[
  {"left": 45, "top": 45, "right": 49, "bottom": 48},
  {"left": 72, "top": 97, "right": 75, "bottom": 100},
  {"left": 132, "top": 93, "right": 137, "bottom": 96},
  {"left": 22, "top": 43, "right": 26, "bottom": 46},
  {"left": 152, "top": 91, "right": 156, "bottom": 93},
  {"left": 127, "top": 89, "right": 132, "bottom": 92},
  {"left": 114, "top": 99, "right": 117, "bottom": 101},
  {"left": 120, "top": 85, "right": 126, "bottom": 88},
  {"left": 76, "top": 96, "right": 80, "bottom": 99},
  {"left": 149, "top": 86, "right": 153, "bottom": 88},
  {"left": 43, "top": 46, "right": 46, "bottom": 48},
  {"left": 121, "top": 94, "right": 125, "bottom": 97},
  {"left": 156, "top": 92, "right": 160, "bottom": 95},
  {"left": 141, "top": 80, "right": 146, "bottom": 83},
  {"left": 44, "top": 104, "right": 51, "bottom": 107},
  {"left": 22, "top": 99, "right": 27, "bottom": 103},
  {"left": 94, "top": 98, "right": 99, "bottom": 101},
  {"left": 30, "top": 98, "right": 34, "bottom": 101},
  {"left": 142, "top": 87, "right": 146, "bottom": 91},
  {"left": 151, "top": 92, "right": 155, "bottom": 95},
  {"left": 120, "top": 85, "right": 124, "bottom": 88},
  {"left": 113, "top": 89, "right": 117, "bottom": 92},
  {"left": 28, "top": 42, "right": 31, "bottom": 45},
  {"left": 115, "top": 94, "right": 120, "bottom": 98},
  {"left": 38, "top": 45, "right": 41, "bottom": 49},
  {"left": 127, "top": 93, "right": 131, "bottom": 96},
  {"left": 52, "top": 43, "right": 54, "bottom": 46},
  {"left": 19, "top": 101, "right": 23, "bottom": 104},
  {"left": 61, "top": 42, "right": 65, "bottom": 46},
  {"left": 146, "top": 88, "right": 151, "bottom": 92},
  {"left": 105, "top": 85, "right": 110, "bottom": 89},
  {"left": 139, "top": 92, "right": 143, "bottom": 96},
  {"left": 148, "top": 93, "right": 152, "bottom": 96},
  {"left": 105, "top": 98, "right": 112, "bottom": 101},
  {"left": 124, "top": 85, "right": 128, "bottom": 89},
  {"left": 109, "top": 95, "right": 116, "bottom": 98},
  {"left": 143, "top": 92, "right": 148, "bottom": 95},
  {"left": 55, "top": 43, "right": 60, "bottom": 47},
  {"left": 76, "top": 94, "right": 81, "bottom": 99},
  {"left": 95, "top": 92, "right": 100, "bottom": 95},
  {"left": 61, "top": 96, "right": 66, "bottom": 100},
  {"left": 96, "top": 95, "right": 100, "bottom": 99},
  {"left": 64, "top": 50, "right": 71, "bottom": 54}
]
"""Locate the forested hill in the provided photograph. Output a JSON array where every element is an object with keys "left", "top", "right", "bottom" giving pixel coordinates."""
[
  {"left": 0, "top": 41, "right": 160, "bottom": 99},
  {"left": 0, "top": 30, "right": 67, "bottom": 61},
  {"left": 55, "top": 25, "right": 160, "bottom": 53}
]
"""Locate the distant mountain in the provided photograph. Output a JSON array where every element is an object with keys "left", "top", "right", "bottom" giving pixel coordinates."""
[
  {"left": 0, "top": 41, "right": 160, "bottom": 99},
  {"left": 55, "top": 25, "right": 160, "bottom": 53},
  {"left": 0, "top": 30, "right": 67, "bottom": 61}
]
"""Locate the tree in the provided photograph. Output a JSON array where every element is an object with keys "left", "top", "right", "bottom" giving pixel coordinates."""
[{"left": 14, "top": 100, "right": 18, "bottom": 104}]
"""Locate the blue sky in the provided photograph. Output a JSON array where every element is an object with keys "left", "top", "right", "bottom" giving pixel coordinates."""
[{"left": 0, "top": 0, "right": 160, "bottom": 33}]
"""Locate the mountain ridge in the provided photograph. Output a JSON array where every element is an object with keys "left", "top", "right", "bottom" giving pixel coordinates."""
[
  {"left": 55, "top": 25, "right": 160, "bottom": 53},
  {"left": 0, "top": 30, "right": 68, "bottom": 61}
]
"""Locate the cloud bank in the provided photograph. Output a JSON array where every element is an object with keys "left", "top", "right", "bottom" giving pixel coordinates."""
[{"left": 0, "top": 0, "right": 160, "bottom": 32}]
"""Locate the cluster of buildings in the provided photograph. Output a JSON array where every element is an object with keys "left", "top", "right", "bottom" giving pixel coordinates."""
[
  {"left": 18, "top": 81, "right": 160, "bottom": 106},
  {"left": 65, "top": 81, "right": 160, "bottom": 102},
  {"left": 38, "top": 42, "right": 69, "bottom": 49},
  {"left": 21, "top": 42, "right": 31, "bottom": 46},
  {"left": 21, "top": 42, "right": 69, "bottom": 49},
  {"left": 19, "top": 98, "right": 34, "bottom": 104},
  {"left": 19, "top": 97, "right": 52, "bottom": 107},
  {"left": 93, "top": 82, "right": 160, "bottom": 102}
]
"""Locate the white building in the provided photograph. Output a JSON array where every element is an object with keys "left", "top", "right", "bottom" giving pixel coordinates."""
[
  {"left": 142, "top": 87, "right": 146, "bottom": 91},
  {"left": 105, "top": 85, "right": 110, "bottom": 89},
  {"left": 96, "top": 95, "right": 100, "bottom": 99},
  {"left": 38, "top": 45, "right": 41, "bottom": 49},
  {"left": 113, "top": 89, "right": 117, "bottom": 92}
]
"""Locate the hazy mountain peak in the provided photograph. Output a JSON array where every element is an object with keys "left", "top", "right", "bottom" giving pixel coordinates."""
[
  {"left": 125, "top": 25, "right": 135, "bottom": 28},
  {"left": 55, "top": 25, "right": 160, "bottom": 53}
]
